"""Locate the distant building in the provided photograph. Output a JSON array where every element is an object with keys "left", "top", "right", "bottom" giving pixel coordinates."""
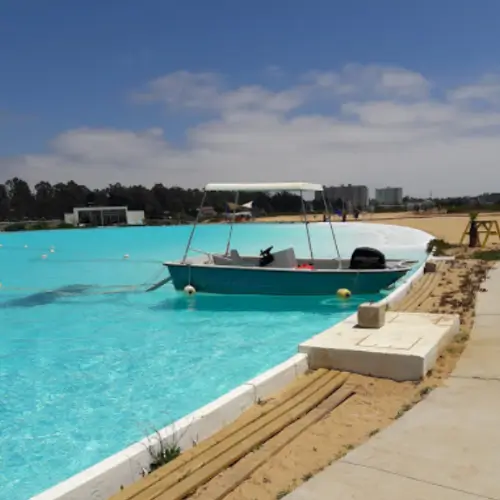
[
  {"left": 64, "top": 206, "right": 145, "bottom": 226},
  {"left": 320, "top": 184, "right": 369, "bottom": 209},
  {"left": 197, "top": 206, "right": 217, "bottom": 218},
  {"left": 375, "top": 187, "right": 403, "bottom": 205}
]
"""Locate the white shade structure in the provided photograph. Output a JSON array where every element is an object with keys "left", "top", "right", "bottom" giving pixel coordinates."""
[{"left": 204, "top": 182, "right": 324, "bottom": 192}]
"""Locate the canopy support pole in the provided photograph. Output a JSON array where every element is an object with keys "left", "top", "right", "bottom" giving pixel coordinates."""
[
  {"left": 322, "top": 188, "right": 341, "bottom": 268},
  {"left": 225, "top": 191, "right": 239, "bottom": 255},
  {"left": 300, "top": 190, "right": 315, "bottom": 262},
  {"left": 182, "top": 190, "right": 208, "bottom": 263}
]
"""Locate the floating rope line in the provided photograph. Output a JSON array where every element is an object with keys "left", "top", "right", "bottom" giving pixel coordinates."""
[
  {"left": 0, "top": 264, "right": 171, "bottom": 297},
  {"left": 33, "top": 258, "right": 164, "bottom": 265}
]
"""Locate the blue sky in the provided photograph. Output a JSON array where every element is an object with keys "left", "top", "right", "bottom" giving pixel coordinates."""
[{"left": 1, "top": 0, "right": 500, "bottom": 195}]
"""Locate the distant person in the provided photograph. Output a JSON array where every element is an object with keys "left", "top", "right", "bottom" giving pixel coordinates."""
[
  {"left": 354, "top": 208, "right": 360, "bottom": 220},
  {"left": 342, "top": 211, "right": 347, "bottom": 222},
  {"left": 469, "top": 220, "right": 479, "bottom": 247}
]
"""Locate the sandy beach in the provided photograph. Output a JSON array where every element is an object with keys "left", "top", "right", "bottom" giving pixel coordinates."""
[{"left": 258, "top": 211, "right": 500, "bottom": 246}]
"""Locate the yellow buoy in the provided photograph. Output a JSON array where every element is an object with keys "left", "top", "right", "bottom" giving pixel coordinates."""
[{"left": 337, "top": 288, "right": 351, "bottom": 298}]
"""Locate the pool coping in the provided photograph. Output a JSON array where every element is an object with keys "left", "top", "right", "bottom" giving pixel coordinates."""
[{"left": 32, "top": 256, "right": 432, "bottom": 500}]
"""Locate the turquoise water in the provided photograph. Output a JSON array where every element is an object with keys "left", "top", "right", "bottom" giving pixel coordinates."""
[{"left": 0, "top": 223, "right": 429, "bottom": 499}]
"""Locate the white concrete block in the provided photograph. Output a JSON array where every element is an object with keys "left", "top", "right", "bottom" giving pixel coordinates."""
[
  {"left": 357, "top": 302, "right": 386, "bottom": 328},
  {"left": 299, "top": 312, "right": 459, "bottom": 381}
]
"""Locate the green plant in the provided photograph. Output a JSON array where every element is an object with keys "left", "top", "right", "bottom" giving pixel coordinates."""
[
  {"left": 3, "top": 222, "right": 27, "bottom": 232},
  {"left": 419, "top": 386, "right": 434, "bottom": 398},
  {"left": 469, "top": 211, "right": 478, "bottom": 221},
  {"left": 57, "top": 222, "right": 74, "bottom": 229},
  {"left": 395, "top": 403, "right": 413, "bottom": 419},
  {"left": 472, "top": 250, "right": 500, "bottom": 261},
  {"left": 426, "top": 238, "right": 456, "bottom": 256},
  {"left": 147, "top": 431, "right": 181, "bottom": 472},
  {"left": 30, "top": 222, "right": 49, "bottom": 230}
]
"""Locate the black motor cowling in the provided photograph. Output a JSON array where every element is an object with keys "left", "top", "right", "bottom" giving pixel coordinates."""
[
  {"left": 349, "top": 247, "right": 386, "bottom": 270},
  {"left": 259, "top": 246, "right": 275, "bottom": 267}
]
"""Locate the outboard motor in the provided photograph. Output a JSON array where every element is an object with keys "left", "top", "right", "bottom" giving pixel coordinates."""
[
  {"left": 349, "top": 247, "right": 386, "bottom": 270},
  {"left": 259, "top": 246, "right": 274, "bottom": 267}
]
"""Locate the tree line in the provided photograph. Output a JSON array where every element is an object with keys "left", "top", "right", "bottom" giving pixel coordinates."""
[
  {"left": 0, "top": 178, "right": 308, "bottom": 221},
  {"left": 0, "top": 177, "right": 497, "bottom": 222}
]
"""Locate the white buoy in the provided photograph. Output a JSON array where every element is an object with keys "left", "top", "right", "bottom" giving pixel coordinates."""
[
  {"left": 123, "top": 254, "right": 130, "bottom": 259},
  {"left": 41, "top": 254, "right": 47, "bottom": 259},
  {"left": 184, "top": 284, "right": 196, "bottom": 295},
  {"left": 50, "top": 248, "right": 55, "bottom": 253},
  {"left": 24, "top": 245, "right": 28, "bottom": 248}
]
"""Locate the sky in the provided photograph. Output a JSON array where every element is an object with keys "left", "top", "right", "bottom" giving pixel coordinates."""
[{"left": 1, "top": 0, "right": 500, "bottom": 197}]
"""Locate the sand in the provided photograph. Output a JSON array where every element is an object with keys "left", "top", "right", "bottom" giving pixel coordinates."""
[
  {"left": 187, "top": 257, "right": 492, "bottom": 500},
  {"left": 257, "top": 212, "right": 500, "bottom": 246}
]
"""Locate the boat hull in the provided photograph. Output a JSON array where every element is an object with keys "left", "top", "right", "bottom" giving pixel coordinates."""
[{"left": 165, "top": 263, "right": 410, "bottom": 295}]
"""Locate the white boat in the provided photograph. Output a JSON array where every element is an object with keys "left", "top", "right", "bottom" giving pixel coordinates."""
[{"left": 163, "top": 182, "right": 415, "bottom": 295}]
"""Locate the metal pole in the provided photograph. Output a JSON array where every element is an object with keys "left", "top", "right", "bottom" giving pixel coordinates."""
[
  {"left": 322, "top": 188, "right": 341, "bottom": 267},
  {"left": 225, "top": 191, "right": 239, "bottom": 255},
  {"left": 182, "top": 190, "right": 207, "bottom": 263},
  {"left": 300, "top": 190, "right": 314, "bottom": 262}
]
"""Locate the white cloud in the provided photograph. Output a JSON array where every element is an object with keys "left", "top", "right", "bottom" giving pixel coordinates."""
[
  {"left": 341, "top": 101, "right": 456, "bottom": 127},
  {"left": 449, "top": 75, "right": 500, "bottom": 104},
  {"left": 303, "top": 64, "right": 430, "bottom": 99},
  {"left": 265, "top": 65, "right": 285, "bottom": 78},
  {"left": 133, "top": 70, "right": 305, "bottom": 114},
  {"left": 2, "top": 65, "right": 500, "bottom": 196}
]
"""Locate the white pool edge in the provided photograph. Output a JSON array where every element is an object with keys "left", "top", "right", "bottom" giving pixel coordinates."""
[
  {"left": 32, "top": 253, "right": 433, "bottom": 500},
  {"left": 31, "top": 353, "right": 309, "bottom": 500}
]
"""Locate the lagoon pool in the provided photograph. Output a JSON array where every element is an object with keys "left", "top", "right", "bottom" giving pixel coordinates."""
[{"left": 0, "top": 222, "right": 430, "bottom": 499}]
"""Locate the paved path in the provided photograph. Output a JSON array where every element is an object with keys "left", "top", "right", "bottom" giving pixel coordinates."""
[{"left": 285, "top": 265, "right": 500, "bottom": 500}]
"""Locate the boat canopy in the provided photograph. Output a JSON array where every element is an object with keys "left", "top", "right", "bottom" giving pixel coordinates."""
[{"left": 204, "top": 182, "right": 324, "bottom": 193}]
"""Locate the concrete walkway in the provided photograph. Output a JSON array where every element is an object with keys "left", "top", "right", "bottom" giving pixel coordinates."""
[{"left": 286, "top": 265, "right": 500, "bottom": 500}]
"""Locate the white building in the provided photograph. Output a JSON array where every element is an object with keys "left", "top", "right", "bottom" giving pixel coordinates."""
[
  {"left": 64, "top": 206, "right": 145, "bottom": 227},
  {"left": 375, "top": 187, "right": 403, "bottom": 205}
]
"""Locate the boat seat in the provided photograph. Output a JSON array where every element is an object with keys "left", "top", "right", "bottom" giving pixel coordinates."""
[
  {"left": 267, "top": 247, "right": 298, "bottom": 269},
  {"left": 212, "top": 254, "right": 233, "bottom": 265},
  {"left": 229, "top": 249, "right": 246, "bottom": 265}
]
